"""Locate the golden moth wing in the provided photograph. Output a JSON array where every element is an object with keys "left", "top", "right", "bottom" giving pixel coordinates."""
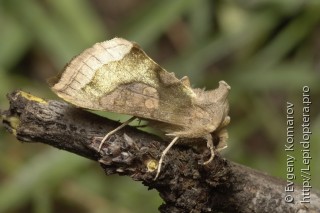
[
  {"left": 50, "top": 38, "right": 197, "bottom": 126},
  {"left": 97, "top": 82, "right": 197, "bottom": 127}
]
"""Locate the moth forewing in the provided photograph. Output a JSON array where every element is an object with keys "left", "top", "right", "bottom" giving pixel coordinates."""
[{"left": 50, "top": 38, "right": 197, "bottom": 127}]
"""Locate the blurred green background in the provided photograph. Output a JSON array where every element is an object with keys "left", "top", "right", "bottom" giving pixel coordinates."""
[{"left": 0, "top": 0, "right": 319, "bottom": 212}]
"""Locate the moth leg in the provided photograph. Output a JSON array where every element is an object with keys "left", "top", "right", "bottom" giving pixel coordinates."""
[
  {"left": 154, "top": 136, "right": 179, "bottom": 180},
  {"left": 203, "top": 134, "right": 215, "bottom": 165},
  {"left": 216, "top": 128, "right": 228, "bottom": 151},
  {"left": 98, "top": 116, "right": 136, "bottom": 151}
]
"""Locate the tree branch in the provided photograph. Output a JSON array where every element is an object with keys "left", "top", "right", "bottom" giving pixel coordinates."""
[{"left": 1, "top": 90, "right": 319, "bottom": 213}]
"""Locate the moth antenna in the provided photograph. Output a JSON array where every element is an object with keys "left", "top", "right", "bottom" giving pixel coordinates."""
[
  {"left": 154, "top": 136, "right": 179, "bottom": 180},
  {"left": 98, "top": 117, "right": 136, "bottom": 151}
]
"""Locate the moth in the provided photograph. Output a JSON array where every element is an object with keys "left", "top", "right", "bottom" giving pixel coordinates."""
[{"left": 49, "top": 37, "right": 230, "bottom": 179}]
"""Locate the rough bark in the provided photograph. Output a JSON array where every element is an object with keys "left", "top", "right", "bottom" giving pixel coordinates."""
[{"left": 1, "top": 90, "right": 320, "bottom": 213}]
